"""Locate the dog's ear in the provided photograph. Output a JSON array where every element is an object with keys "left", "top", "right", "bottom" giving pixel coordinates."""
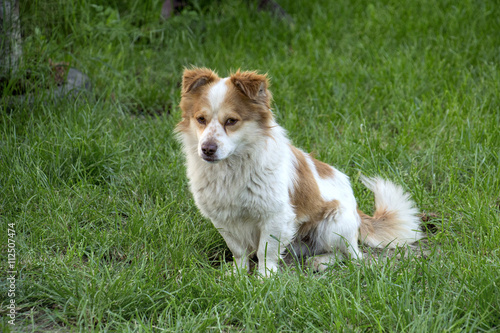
[
  {"left": 182, "top": 67, "right": 218, "bottom": 94},
  {"left": 230, "top": 70, "right": 271, "bottom": 107}
]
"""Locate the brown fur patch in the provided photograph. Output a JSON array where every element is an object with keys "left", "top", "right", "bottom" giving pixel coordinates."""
[
  {"left": 289, "top": 146, "right": 339, "bottom": 237},
  {"left": 223, "top": 79, "right": 273, "bottom": 135},
  {"left": 176, "top": 68, "right": 221, "bottom": 133},
  {"left": 358, "top": 209, "right": 375, "bottom": 242},
  {"left": 230, "top": 70, "right": 272, "bottom": 108},
  {"left": 311, "top": 155, "right": 335, "bottom": 179},
  {"left": 358, "top": 209, "right": 406, "bottom": 246},
  {"left": 182, "top": 67, "right": 219, "bottom": 94}
]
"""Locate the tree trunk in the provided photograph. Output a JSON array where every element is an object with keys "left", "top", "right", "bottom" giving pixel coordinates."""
[{"left": 1, "top": 0, "right": 22, "bottom": 78}]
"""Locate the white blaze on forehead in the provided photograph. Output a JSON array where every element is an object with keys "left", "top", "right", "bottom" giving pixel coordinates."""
[{"left": 208, "top": 77, "right": 229, "bottom": 111}]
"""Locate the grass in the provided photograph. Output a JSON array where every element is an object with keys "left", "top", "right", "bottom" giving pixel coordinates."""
[{"left": 1, "top": 0, "right": 499, "bottom": 331}]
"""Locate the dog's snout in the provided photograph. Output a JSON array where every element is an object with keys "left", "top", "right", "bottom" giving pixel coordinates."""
[{"left": 201, "top": 142, "right": 218, "bottom": 156}]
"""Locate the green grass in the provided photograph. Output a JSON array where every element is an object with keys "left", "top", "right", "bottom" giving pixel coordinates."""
[{"left": 1, "top": 0, "right": 499, "bottom": 331}]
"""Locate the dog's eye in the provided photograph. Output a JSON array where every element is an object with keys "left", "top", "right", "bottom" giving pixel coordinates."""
[
  {"left": 197, "top": 116, "right": 206, "bottom": 125},
  {"left": 225, "top": 118, "right": 238, "bottom": 126}
]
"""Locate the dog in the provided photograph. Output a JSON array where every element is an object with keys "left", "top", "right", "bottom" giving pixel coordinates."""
[{"left": 175, "top": 67, "right": 423, "bottom": 276}]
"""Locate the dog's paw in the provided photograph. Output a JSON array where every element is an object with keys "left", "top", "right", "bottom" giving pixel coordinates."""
[
  {"left": 307, "top": 252, "right": 343, "bottom": 272},
  {"left": 223, "top": 262, "right": 248, "bottom": 277},
  {"left": 256, "top": 263, "right": 279, "bottom": 278}
]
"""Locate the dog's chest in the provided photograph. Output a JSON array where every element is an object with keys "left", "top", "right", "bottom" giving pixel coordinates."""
[{"left": 190, "top": 162, "right": 287, "bottom": 223}]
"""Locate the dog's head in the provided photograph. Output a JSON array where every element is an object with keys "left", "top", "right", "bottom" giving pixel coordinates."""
[{"left": 176, "top": 68, "right": 273, "bottom": 163}]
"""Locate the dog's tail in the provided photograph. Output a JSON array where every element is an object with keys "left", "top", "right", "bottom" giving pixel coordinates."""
[{"left": 358, "top": 176, "right": 424, "bottom": 248}]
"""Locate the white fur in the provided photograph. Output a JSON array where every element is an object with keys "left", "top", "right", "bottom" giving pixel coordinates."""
[
  {"left": 361, "top": 176, "right": 423, "bottom": 247},
  {"left": 311, "top": 171, "right": 362, "bottom": 259},
  {"left": 180, "top": 120, "right": 296, "bottom": 275},
  {"left": 208, "top": 78, "right": 228, "bottom": 110}
]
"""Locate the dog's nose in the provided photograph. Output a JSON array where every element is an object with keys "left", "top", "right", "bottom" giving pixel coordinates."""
[{"left": 201, "top": 142, "right": 218, "bottom": 156}]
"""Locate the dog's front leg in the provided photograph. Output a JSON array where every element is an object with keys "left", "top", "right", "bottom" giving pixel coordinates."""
[
  {"left": 219, "top": 231, "right": 250, "bottom": 273},
  {"left": 257, "top": 236, "right": 281, "bottom": 276},
  {"left": 256, "top": 218, "right": 294, "bottom": 277}
]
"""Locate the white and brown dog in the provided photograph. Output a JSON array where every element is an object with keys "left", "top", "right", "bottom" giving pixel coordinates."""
[{"left": 176, "top": 67, "right": 423, "bottom": 276}]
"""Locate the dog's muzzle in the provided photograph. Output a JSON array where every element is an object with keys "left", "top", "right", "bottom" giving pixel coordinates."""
[{"left": 201, "top": 141, "right": 218, "bottom": 162}]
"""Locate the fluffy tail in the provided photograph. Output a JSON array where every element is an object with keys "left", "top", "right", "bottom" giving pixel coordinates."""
[{"left": 358, "top": 177, "right": 424, "bottom": 248}]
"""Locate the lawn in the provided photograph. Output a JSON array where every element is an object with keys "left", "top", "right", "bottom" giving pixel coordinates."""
[{"left": 1, "top": 0, "right": 499, "bottom": 331}]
